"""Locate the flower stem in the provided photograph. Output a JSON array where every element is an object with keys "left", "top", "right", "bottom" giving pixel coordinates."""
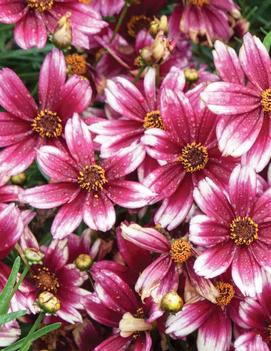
[
  {"left": 110, "top": 0, "right": 130, "bottom": 43},
  {"left": 133, "top": 65, "right": 146, "bottom": 83},
  {"left": 19, "top": 312, "right": 45, "bottom": 351}
]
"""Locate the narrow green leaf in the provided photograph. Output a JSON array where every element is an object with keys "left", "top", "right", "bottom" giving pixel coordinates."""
[
  {"left": 0, "top": 257, "right": 21, "bottom": 314},
  {"left": 3, "top": 323, "right": 61, "bottom": 351},
  {"left": 263, "top": 31, "right": 271, "bottom": 51},
  {"left": 0, "top": 310, "right": 26, "bottom": 326}
]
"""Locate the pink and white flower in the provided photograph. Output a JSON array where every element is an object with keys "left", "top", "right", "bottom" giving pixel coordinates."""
[
  {"left": 191, "top": 165, "right": 271, "bottom": 297},
  {"left": 86, "top": 268, "right": 153, "bottom": 351},
  {"left": 0, "top": 48, "right": 92, "bottom": 178},
  {"left": 235, "top": 275, "right": 271, "bottom": 351},
  {"left": 176, "top": 0, "right": 240, "bottom": 45},
  {"left": 201, "top": 33, "right": 271, "bottom": 172},
  {"left": 142, "top": 84, "right": 238, "bottom": 230},
  {"left": 22, "top": 114, "right": 154, "bottom": 239},
  {"left": 0, "top": 0, "right": 107, "bottom": 49}
]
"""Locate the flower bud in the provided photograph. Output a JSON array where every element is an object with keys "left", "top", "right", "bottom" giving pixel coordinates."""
[
  {"left": 11, "top": 172, "right": 26, "bottom": 185},
  {"left": 184, "top": 68, "right": 199, "bottom": 83},
  {"left": 24, "top": 248, "right": 44, "bottom": 265},
  {"left": 74, "top": 254, "right": 93, "bottom": 271},
  {"left": 52, "top": 13, "right": 72, "bottom": 49},
  {"left": 38, "top": 291, "right": 61, "bottom": 314},
  {"left": 150, "top": 16, "right": 168, "bottom": 37},
  {"left": 161, "top": 291, "right": 183, "bottom": 313}
]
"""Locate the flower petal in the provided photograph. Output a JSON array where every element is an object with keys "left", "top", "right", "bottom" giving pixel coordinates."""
[
  {"left": 14, "top": 11, "right": 47, "bottom": 49},
  {"left": 201, "top": 82, "right": 260, "bottom": 115},
  {"left": 235, "top": 332, "right": 269, "bottom": 351},
  {"left": 0, "top": 68, "right": 37, "bottom": 120},
  {"left": 94, "top": 334, "right": 131, "bottom": 351},
  {"left": 239, "top": 33, "right": 271, "bottom": 90},
  {"left": 194, "top": 242, "right": 236, "bottom": 278},
  {"left": 83, "top": 192, "right": 116, "bottom": 232},
  {"left": 0, "top": 112, "right": 31, "bottom": 147},
  {"left": 22, "top": 183, "right": 79, "bottom": 209},
  {"left": 232, "top": 247, "right": 263, "bottom": 297},
  {"left": 38, "top": 48, "right": 66, "bottom": 111},
  {"left": 0, "top": 1, "right": 26, "bottom": 23},
  {"left": 65, "top": 114, "right": 95, "bottom": 167},
  {"left": 106, "top": 180, "right": 154, "bottom": 209}
]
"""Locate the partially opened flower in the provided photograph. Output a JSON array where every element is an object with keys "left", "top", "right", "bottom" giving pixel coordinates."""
[
  {"left": 201, "top": 33, "right": 271, "bottom": 172},
  {"left": 22, "top": 114, "right": 154, "bottom": 239},
  {"left": 0, "top": 0, "right": 107, "bottom": 49},
  {"left": 23, "top": 238, "right": 88, "bottom": 324},
  {"left": 86, "top": 268, "right": 154, "bottom": 351},
  {"left": 177, "top": 0, "right": 239, "bottom": 45},
  {"left": 0, "top": 48, "right": 92, "bottom": 178},
  {"left": 142, "top": 84, "right": 238, "bottom": 230},
  {"left": 190, "top": 165, "right": 271, "bottom": 297},
  {"left": 166, "top": 277, "right": 239, "bottom": 351}
]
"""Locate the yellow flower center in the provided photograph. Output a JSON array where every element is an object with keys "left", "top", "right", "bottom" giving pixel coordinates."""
[
  {"left": 32, "top": 266, "right": 60, "bottom": 294},
  {"left": 170, "top": 239, "right": 192, "bottom": 264},
  {"left": 215, "top": 281, "right": 235, "bottom": 307},
  {"left": 188, "top": 0, "right": 209, "bottom": 6},
  {"left": 65, "top": 54, "right": 88, "bottom": 77},
  {"left": 261, "top": 89, "right": 271, "bottom": 112},
  {"left": 179, "top": 142, "right": 209, "bottom": 173},
  {"left": 31, "top": 110, "right": 62, "bottom": 138},
  {"left": 143, "top": 110, "right": 164, "bottom": 130},
  {"left": 27, "top": 0, "right": 54, "bottom": 12},
  {"left": 127, "top": 15, "right": 152, "bottom": 38},
  {"left": 229, "top": 216, "right": 258, "bottom": 246},
  {"left": 77, "top": 165, "right": 108, "bottom": 192}
]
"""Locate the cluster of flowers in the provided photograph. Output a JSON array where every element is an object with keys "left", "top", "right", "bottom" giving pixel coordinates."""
[{"left": 0, "top": 0, "right": 270, "bottom": 350}]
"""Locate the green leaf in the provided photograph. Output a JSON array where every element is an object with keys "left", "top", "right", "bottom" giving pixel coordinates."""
[
  {"left": 3, "top": 323, "right": 61, "bottom": 351},
  {"left": 263, "top": 31, "right": 271, "bottom": 51},
  {"left": 0, "top": 310, "right": 26, "bottom": 326},
  {"left": 0, "top": 257, "right": 21, "bottom": 315}
]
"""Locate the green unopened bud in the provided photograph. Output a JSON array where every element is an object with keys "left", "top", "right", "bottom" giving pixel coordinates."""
[
  {"left": 161, "top": 291, "right": 183, "bottom": 314},
  {"left": 52, "top": 13, "right": 72, "bottom": 49},
  {"left": 24, "top": 248, "right": 44, "bottom": 265},
  {"left": 38, "top": 291, "right": 61, "bottom": 314},
  {"left": 11, "top": 172, "right": 26, "bottom": 185},
  {"left": 184, "top": 68, "right": 199, "bottom": 83},
  {"left": 74, "top": 254, "right": 93, "bottom": 271}
]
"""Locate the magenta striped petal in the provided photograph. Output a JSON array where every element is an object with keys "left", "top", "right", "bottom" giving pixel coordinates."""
[
  {"left": 189, "top": 214, "right": 228, "bottom": 246},
  {"left": 197, "top": 308, "right": 231, "bottom": 351},
  {"left": 239, "top": 33, "right": 271, "bottom": 90},
  {"left": 38, "top": 48, "right": 66, "bottom": 111},
  {"left": 65, "top": 114, "right": 95, "bottom": 168},
  {"left": 201, "top": 82, "right": 260, "bottom": 115},
  {"left": 57, "top": 75, "right": 92, "bottom": 121},
  {"left": 106, "top": 180, "right": 154, "bottom": 209},
  {"left": 193, "top": 177, "right": 234, "bottom": 224},
  {"left": 14, "top": 11, "right": 47, "bottom": 49},
  {"left": 161, "top": 66, "right": 185, "bottom": 92},
  {"left": 166, "top": 300, "right": 212, "bottom": 337},
  {"left": 83, "top": 191, "right": 116, "bottom": 232},
  {"left": 94, "top": 334, "right": 131, "bottom": 351},
  {"left": 133, "top": 333, "right": 152, "bottom": 351},
  {"left": 213, "top": 40, "right": 244, "bottom": 84},
  {"left": 0, "top": 185, "right": 21, "bottom": 203},
  {"left": 252, "top": 188, "right": 271, "bottom": 223},
  {"left": 22, "top": 183, "right": 80, "bottom": 209},
  {"left": 194, "top": 241, "right": 236, "bottom": 278},
  {"left": 235, "top": 332, "right": 269, "bottom": 351},
  {"left": 142, "top": 128, "right": 181, "bottom": 162},
  {"left": 37, "top": 145, "right": 78, "bottom": 182},
  {"left": 51, "top": 192, "right": 85, "bottom": 239},
  {"left": 0, "top": 68, "right": 37, "bottom": 121},
  {"left": 229, "top": 165, "right": 257, "bottom": 217},
  {"left": 0, "top": 1, "right": 26, "bottom": 24},
  {"left": 92, "top": 270, "right": 138, "bottom": 313},
  {"left": 121, "top": 222, "right": 170, "bottom": 253},
  {"left": 160, "top": 89, "right": 195, "bottom": 144},
  {"left": 154, "top": 176, "right": 193, "bottom": 230},
  {"left": 144, "top": 67, "right": 156, "bottom": 111},
  {"left": 0, "top": 112, "right": 31, "bottom": 147},
  {"left": 0, "top": 321, "right": 20, "bottom": 347},
  {"left": 105, "top": 77, "right": 147, "bottom": 121},
  {"left": 232, "top": 247, "right": 263, "bottom": 297}
]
